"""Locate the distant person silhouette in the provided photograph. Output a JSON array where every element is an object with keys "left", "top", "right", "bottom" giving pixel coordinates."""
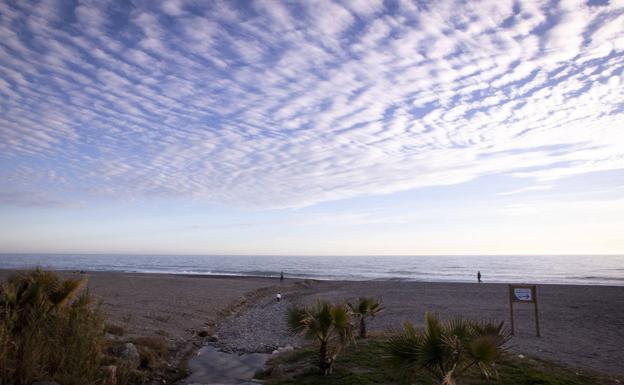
[
  {"left": 477, "top": 271, "right": 482, "bottom": 283},
  {"left": 280, "top": 271, "right": 284, "bottom": 282}
]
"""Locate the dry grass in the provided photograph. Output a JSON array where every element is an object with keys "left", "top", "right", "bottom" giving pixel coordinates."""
[
  {"left": 131, "top": 335, "right": 170, "bottom": 370},
  {"left": 0, "top": 269, "right": 106, "bottom": 385},
  {"left": 105, "top": 323, "right": 127, "bottom": 336}
]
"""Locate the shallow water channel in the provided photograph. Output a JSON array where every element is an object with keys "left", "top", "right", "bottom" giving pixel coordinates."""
[{"left": 178, "top": 345, "right": 270, "bottom": 385}]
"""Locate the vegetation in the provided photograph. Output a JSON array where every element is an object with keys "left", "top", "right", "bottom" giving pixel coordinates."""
[
  {"left": 386, "top": 312, "right": 510, "bottom": 385},
  {"left": 347, "top": 297, "right": 384, "bottom": 339},
  {"left": 0, "top": 269, "right": 106, "bottom": 385},
  {"left": 287, "top": 299, "right": 355, "bottom": 374},
  {"left": 259, "top": 337, "right": 619, "bottom": 385}
]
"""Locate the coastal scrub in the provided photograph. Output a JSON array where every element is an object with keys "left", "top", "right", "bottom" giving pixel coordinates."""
[{"left": 0, "top": 269, "right": 105, "bottom": 385}]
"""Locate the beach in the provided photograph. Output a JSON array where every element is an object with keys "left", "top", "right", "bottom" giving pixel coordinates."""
[{"left": 1, "top": 270, "right": 622, "bottom": 379}]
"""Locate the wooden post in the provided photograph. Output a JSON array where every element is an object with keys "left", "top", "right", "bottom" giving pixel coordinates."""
[
  {"left": 533, "top": 286, "right": 540, "bottom": 337},
  {"left": 508, "top": 285, "right": 515, "bottom": 335}
]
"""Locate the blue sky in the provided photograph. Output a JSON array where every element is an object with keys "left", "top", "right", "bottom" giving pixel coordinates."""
[{"left": 0, "top": 0, "right": 623, "bottom": 255}]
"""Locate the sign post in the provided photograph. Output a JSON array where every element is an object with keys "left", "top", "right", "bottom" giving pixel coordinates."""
[{"left": 508, "top": 284, "right": 540, "bottom": 337}]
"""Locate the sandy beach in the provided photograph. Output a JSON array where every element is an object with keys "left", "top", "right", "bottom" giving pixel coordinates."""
[{"left": 1, "top": 270, "right": 622, "bottom": 379}]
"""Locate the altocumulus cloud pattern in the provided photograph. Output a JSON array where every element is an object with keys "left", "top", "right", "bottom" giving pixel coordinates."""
[{"left": 0, "top": 0, "right": 623, "bottom": 208}]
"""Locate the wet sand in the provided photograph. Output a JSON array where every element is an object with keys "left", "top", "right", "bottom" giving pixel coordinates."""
[{"left": 1, "top": 270, "right": 622, "bottom": 378}]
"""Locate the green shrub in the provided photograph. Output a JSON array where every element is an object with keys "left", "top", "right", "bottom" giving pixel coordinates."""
[
  {"left": 0, "top": 269, "right": 106, "bottom": 385},
  {"left": 385, "top": 312, "right": 510, "bottom": 385}
]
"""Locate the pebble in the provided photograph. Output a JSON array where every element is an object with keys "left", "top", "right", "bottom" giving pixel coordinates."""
[{"left": 217, "top": 296, "right": 302, "bottom": 353}]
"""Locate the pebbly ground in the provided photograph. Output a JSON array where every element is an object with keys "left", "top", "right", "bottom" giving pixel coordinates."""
[{"left": 215, "top": 279, "right": 624, "bottom": 378}]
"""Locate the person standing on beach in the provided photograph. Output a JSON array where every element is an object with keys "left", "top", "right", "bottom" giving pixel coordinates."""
[
  {"left": 276, "top": 293, "right": 281, "bottom": 302},
  {"left": 477, "top": 271, "right": 482, "bottom": 283},
  {"left": 280, "top": 271, "right": 284, "bottom": 282}
]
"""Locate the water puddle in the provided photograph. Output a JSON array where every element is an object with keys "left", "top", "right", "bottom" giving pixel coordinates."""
[{"left": 178, "top": 345, "right": 270, "bottom": 385}]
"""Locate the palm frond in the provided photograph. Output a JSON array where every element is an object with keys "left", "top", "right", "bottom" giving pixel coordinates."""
[
  {"left": 286, "top": 307, "right": 307, "bottom": 335},
  {"left": 385, "top": 322, "right": 423, "bottom": 368},
  {"left": 385, "top": 313, "right": 510, "bottom": 384}
]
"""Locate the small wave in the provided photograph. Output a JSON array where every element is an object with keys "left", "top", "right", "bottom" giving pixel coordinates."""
[{"left": 566, "top": 276, "right": 624, "bottom": 281}]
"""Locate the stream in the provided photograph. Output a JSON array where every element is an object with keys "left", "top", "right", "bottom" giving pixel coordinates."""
[{"left": 176, "top": 345, "right": 270, "bottom": 385}]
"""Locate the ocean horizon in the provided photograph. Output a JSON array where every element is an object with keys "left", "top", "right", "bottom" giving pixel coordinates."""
[{"left": 1, "top": 254, "right": 623, "bottom": 286}]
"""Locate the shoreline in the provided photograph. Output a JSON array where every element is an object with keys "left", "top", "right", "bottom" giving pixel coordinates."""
[
  {"left": 1, "top": 267, "right": 622, "bottom": 287},
  {"left": 2, "top": 253, "right": 622, "bottom": 287}
]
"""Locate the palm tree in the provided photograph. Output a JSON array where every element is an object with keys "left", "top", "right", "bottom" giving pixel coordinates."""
[
  {"left": 287, "top": 299, "right": 355, "bottom": 374},
  {"left": 386, "top": 312, "right": 510, "bottom": 385},
  {"left": 348, "top": 297, "right": 384, "bottom": 338}
]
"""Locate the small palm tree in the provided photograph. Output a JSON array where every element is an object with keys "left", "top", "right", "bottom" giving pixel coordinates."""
[
  {"left": 287, "top": 299, "right": 355, "bottom": 374},
  {"left": 348, "top": 297, "right": 384, "bottom": 338},
  {"left": 386, "top": 312, "right": 510, "bottom": 385}
]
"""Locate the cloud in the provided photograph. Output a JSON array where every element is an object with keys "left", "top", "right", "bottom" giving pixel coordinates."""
[
  {"left": 0, "top": 191, "right": 79, "bottom": 209},
  {"left": 0, "top": 0, "right": 623, "bottom": 208}
]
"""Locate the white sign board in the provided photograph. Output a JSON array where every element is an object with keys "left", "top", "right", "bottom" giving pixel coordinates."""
[{"left": 514, "top": 288, "right": 532, "bottom": 301}]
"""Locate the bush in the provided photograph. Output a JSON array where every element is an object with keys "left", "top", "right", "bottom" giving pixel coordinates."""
[
  {"left": 385, "top": 312, "right": 510, "bottom": 385},
  {"left": 0, "top": 269, "right": 106, "bottom": 385}
]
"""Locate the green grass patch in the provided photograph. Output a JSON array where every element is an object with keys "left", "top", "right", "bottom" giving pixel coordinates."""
[{"left": 260, "top": 337, "right": 621, "bottom": 385}]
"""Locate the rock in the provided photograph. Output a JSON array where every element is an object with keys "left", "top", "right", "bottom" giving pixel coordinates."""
[
  {"left": 197, "top": 326, "right": 217, "bottom": 338},
  {"left": 119, "top": 342, "right": 140, "bottom": 369}
]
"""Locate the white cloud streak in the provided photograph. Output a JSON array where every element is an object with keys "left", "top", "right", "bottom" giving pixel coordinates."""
[{"left": 0, "top": 0, "right": 623, "bottom": 208}]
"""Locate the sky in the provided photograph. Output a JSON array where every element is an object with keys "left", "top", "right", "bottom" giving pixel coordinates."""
[{"left": 0, "top": 0, "right": 623, "bottom": 256}]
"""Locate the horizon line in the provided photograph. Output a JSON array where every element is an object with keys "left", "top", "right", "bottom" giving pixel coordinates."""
[{"left": 2, "top": 252, "right": 622, "bottom": 257}]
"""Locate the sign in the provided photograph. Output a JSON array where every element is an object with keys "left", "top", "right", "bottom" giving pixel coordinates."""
[
  {"left": 508, "top": 284, "right": 540, "bottom": 336},
  {"left": 513, "top": 288, "right": 532, "bottom": 302}
]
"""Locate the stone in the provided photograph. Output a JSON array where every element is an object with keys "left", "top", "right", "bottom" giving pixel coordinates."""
[{"left": 119, "top": 342, "right": 140, "bottom": 369}]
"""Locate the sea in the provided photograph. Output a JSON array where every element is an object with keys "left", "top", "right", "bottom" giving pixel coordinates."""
[{"left": 0, "top": 254, "right": 623, "bottom": 286}]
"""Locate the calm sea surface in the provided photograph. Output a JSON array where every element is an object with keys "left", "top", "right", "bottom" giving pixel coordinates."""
[{"left": 0, "top": 254, "right": 623, "bottom": 286}]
